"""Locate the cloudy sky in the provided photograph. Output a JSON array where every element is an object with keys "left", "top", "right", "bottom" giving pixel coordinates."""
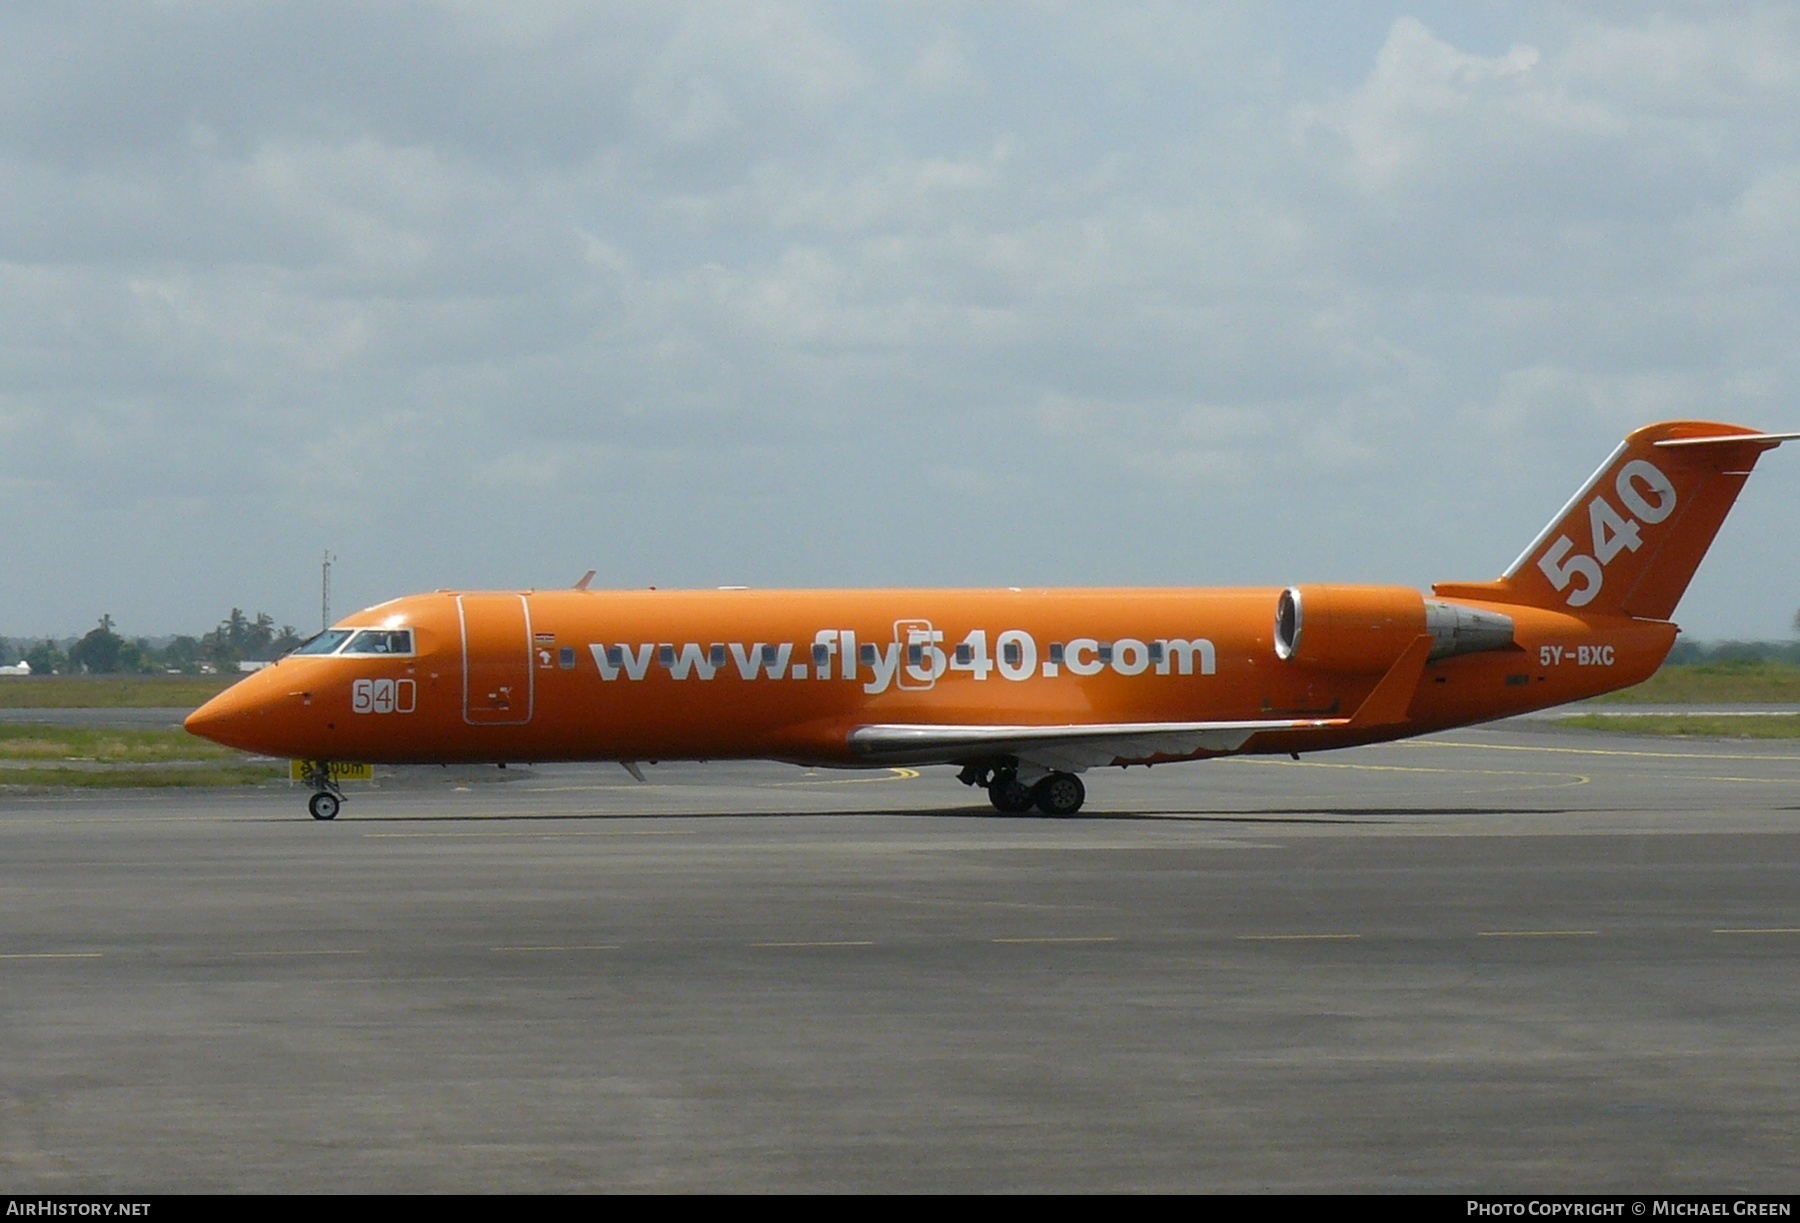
[{"left": 4, "top": 1, "right": 1798, "bottom": 639}]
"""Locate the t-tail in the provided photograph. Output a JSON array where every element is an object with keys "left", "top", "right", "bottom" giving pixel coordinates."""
[{"left": 1433, "top": 421, "right": 1797, "bottom": 621}]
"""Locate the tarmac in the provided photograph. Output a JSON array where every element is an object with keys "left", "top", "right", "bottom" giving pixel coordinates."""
[{"left": 3, "top": 721, "right": 1799, "bottom": 1191}]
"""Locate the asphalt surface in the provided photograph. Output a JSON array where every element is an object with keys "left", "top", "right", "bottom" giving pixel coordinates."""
[{"left": 3, "top": 724, "right": 1799, "bottom": 1192}]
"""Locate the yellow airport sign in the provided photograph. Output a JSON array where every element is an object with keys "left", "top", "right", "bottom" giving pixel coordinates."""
[{"left": 289, "top": 761, "right": 374, "bottom": 782}]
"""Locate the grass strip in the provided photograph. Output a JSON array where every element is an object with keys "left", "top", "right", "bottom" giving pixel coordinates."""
[
  {"left": 1586, "top": 662, "right": 1800, "bottom": 705},
  {"left": 0, "top": 725, "right": 246, "bottom": 762},
  {"left": 0, "top": 765, "right": 286, "bottom": 788},
  {"left": 0, "top": 675, "right": 242, "bottom": 708},
  {"left": 1555, "top": 714, "right": 1800, "bottom": 739}
]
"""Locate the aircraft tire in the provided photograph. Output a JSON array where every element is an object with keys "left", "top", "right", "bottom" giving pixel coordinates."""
[
  {"left": 308, "top": 792, "right": 341, "bottom": 821},
  {"left": 988, "top": 777, "right": 1036, "bottom": 815},
  {"left": 1033, "top": 772, "right": 1085, "bottom": 817}
]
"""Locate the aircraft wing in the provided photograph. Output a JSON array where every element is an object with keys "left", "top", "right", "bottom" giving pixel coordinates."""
[
  {"left": 846, "top": 632, "right": 1436, "bottom": 772},
  {"left": 846, "top": 717, "right": 1344, "bottom": 771}
]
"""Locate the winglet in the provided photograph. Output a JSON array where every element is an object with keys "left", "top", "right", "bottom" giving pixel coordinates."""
[
  {"left": 574, "top": 570, "right": 597, "bottom": 591},
  {"left": 1346, "top": 635, "right": 1432, "bottom": 727}
]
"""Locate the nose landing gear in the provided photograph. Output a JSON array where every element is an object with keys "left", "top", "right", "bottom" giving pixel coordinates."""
[{"left": 300, "top": 762, "right": 346, "bottom": 821}]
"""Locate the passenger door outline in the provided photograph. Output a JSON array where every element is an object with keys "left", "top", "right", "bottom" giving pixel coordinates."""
[{"left": 459, "top": 593, "right": 535, "bottom": 726}]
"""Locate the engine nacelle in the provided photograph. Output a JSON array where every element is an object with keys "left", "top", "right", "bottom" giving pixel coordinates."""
[
  {"left": 1273, "top": 585, "right": 1426, "bottom": 672},
  {"left": 1274, "top": 585, "right": 1515, "bottom": 671}
]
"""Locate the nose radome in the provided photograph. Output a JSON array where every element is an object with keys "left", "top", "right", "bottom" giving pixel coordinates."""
[
  {"left": 183, "top": 703, "right": 210, "bottom": 736},
  {"left": 183, "top": 696, "right": 229, "bottom": 741},
  {"left": 184, "top": 678, "right": 272, "bottom": 751}
]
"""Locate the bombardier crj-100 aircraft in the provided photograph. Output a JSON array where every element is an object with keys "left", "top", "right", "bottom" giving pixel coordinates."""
[{"left": 188, "top": 421, "right": 1793, "bottom": 820}]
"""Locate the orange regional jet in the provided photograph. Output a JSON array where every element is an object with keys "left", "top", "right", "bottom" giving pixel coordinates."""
[{"left": 187, "top": 420, "right": 1794, "bottom": 821}]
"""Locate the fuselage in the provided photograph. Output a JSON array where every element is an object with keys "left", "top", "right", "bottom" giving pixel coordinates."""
[
  {"left": 184, "top": 585, "right": 1675, "bottom": 767},
  {"left": 182, "top": 419, "right": 1792, "bottom": 822}
]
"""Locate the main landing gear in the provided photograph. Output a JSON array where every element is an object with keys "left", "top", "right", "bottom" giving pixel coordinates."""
[
  {"left": 1032, "top": 771, "right": 1085, "bottom": 817},
  {"left": 958, "top": 763, "right": 1086, "bottom": 817},
  {"left": 989, "top": 772, "right": 1035, "bottom": 814},
  {"left": 300, "top": 761, "right": 345, "bottom": 821}
]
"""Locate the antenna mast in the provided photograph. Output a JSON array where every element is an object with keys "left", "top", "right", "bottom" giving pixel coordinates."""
[{"left": 321, "top": 551, "right": 334, "bottom": 631}]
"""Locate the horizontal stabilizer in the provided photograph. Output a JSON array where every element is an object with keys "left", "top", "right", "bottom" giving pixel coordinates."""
[{"left": 1653, "top": 432, "right": 1800, "bottom": 449}]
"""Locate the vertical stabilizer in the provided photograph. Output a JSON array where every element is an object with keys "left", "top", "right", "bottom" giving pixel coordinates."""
[{"left": 1433, "top": 421, "right": 1795, "bottom": 620}]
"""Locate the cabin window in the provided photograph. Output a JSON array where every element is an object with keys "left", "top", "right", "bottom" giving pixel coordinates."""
[
  {"left": 954, "top": 643, "right": 972, "bottom": 665},
  {"left": 606, "top": 646, "right": 624, "bottom": 668},
  {"left": 1002, "top": 640, "right": 1023, "bottom": 667},
  {"left": 1048, "top": 643, "right": 1065, "bottom": 665},
  {"left": 859, "top": 643, "right": 879, "bottom": 666},
  {"left": 340, "top": 629, "right": 414, "bottom": 656},
  {"left": 761, "top": 644, "right": 780, "bottom": 665},
  {"left": 558, "top": 647, "right": 576, "bottom": 670},
  {"left": 907, "top": 643, "right": 923, "bottom": 666},
  {"left": 657, "top": 645, "right": 676, "bottom": 667},
  {"left": 1148, "top": 641, "right": 1165, "bottom": 665},
  {"left": 293, "top": 630, "right": 353, "bottom": 656},
  {"left": 812, "top": 643, "right": 831, "bottom": 668},
  {"left": 710, "top": 644, "right": 727, "bottom": 667},
  {"left": 1097, "top": 642, "right": 1114, "bottom": 664}
]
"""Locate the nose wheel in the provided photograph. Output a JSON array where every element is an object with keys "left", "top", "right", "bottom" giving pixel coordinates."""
[{"left": 299, "top": 761, "right": 346, "bottom": 821}]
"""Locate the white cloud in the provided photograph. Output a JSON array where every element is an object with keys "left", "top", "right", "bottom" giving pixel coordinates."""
[
  {"left": 1334, "top": 17, "right": 1549, "bottom": 191},
  {"left": 0, "top": 4, "right": 1797, "bottom": 637}
]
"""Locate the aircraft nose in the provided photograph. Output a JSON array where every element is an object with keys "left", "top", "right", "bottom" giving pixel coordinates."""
[
  {"left": 185, "top": 678, "right": 277, "bottom": 752},
  {"left": 183, "top": 696, "right": 228, "bottom": 741}
]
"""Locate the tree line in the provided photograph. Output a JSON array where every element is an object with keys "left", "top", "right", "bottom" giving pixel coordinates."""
[
  {"left": 0, "top": 610, "right": 307, "bottom": 675},
  {"left": 1666, "top": 638, "right": 1800, "bottom": 666}
]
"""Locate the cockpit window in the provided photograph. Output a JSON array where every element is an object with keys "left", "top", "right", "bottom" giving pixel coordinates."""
[
  {"left": 341, "top": 629, "right": 414, "bottom": 656},
  {"left": 292, "top": 630, "right": 354, "bottom": 656}
]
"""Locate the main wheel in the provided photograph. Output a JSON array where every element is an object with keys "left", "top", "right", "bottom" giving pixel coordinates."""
[
  {"left": 308, "top": 791, "right": 341, "bottom": 821},
  {"left": 1033, "top": 772, "right": 1085, "bottom": 817},
  {"left": 988, "top": 777, "right": 1036, "bottom": 814}
]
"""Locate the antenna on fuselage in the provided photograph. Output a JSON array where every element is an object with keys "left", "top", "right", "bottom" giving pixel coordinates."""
[
  {"left": 321, "top": 551, "right": 335, "bottom": 630},
  {"left": 573, "top": 569, "right": 596, "bottom": 591}
]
